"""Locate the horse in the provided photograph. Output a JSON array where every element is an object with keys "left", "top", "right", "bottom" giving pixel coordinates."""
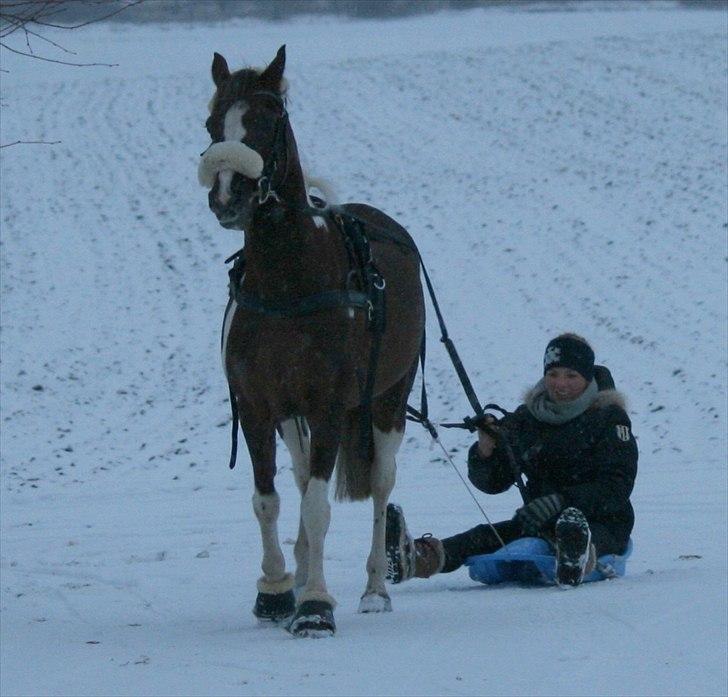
[{"left": 198, "top": 45, "right": 425, "bottom": 637}]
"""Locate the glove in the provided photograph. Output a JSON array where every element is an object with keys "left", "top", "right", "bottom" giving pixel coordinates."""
[{"left": 514, "top": 494, "right": 564, "bottom": 536}]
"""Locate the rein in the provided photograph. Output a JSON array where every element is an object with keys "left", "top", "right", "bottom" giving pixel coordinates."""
[{"left": 404, "top": 261, "right": 530, "bottom": 506}]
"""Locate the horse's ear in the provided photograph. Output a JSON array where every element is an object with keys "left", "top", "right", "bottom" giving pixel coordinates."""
[
  {"left": 258, "top": 45, "right": 286, "bottom": 92},
  {"left": 212, "top": 52, "right": 230, "bottom": 88}
]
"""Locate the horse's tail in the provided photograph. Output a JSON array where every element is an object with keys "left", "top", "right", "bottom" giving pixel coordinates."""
[{"left": 334, "top": 406, "right": 373, "bottom": 502}]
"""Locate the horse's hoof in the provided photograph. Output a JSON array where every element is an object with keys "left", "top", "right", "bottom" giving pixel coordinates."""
[
  {"left": 358, "top": 592, "right": 392, "bottom": 614},
  {"left": 253, "top": 589, "right": 296, "bottom": 623},
  {"left": 288, "top": 600, "right": 336, "bottom": 638}
]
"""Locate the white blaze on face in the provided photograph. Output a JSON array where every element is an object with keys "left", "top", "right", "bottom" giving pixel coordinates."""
[
  {"left": 198, "top": 101, "right": 264, "bottom": 194},
  {"left": 217, "top": 102, "right": 247, "bottom": 206}
]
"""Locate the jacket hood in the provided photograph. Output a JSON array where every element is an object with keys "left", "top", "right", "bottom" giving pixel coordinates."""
[{"left": 523, "top": 370, "right": 628, "bottom": 412}]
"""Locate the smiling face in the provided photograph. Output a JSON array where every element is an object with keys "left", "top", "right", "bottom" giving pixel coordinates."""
[
  {"left": 199, "top": 47, "right": 287, "bottom": 230},
  {"left": 544, "top": 367, "right": 589, "bottom": 403}
]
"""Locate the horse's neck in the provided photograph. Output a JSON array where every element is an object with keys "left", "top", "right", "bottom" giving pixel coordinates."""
[
  {"left": 244, "top": 207, "right": 341, "bottom": 300},
  {"left": 243, "top": 132, "right": 344, "bottom": 298}
]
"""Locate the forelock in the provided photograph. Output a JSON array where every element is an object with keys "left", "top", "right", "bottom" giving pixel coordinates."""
[{"left": 207, "top": 66, "right": 288, "bottom": 122}]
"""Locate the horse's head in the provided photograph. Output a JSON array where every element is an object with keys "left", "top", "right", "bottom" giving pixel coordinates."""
[{"left": 199, "top": 45, "right": 289, "bottom": 230}]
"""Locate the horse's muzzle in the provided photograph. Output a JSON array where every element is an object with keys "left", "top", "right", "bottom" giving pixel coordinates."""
[{"left": 208, "top": 189, "right": 249, "bottom": 229}]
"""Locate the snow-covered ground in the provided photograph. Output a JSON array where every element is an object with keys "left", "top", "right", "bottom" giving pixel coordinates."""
[{"left": 1, "top": 4, "right": 726, "bottom": 696}]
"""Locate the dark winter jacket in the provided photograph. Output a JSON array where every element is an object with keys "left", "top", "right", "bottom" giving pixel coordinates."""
[{"left": 467, "top": 367, "right": 637, "bottom": 554}]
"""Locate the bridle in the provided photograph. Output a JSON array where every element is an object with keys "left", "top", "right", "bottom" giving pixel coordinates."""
[
  {"left": 200, "top": 90, "right": 292, "bottom": 212},
  {"left": 246, "top": 90, "right": 290, "bottom": 208}
]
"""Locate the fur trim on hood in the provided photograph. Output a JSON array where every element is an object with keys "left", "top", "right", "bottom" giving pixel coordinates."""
[
  {"left": 522, "top": 384, "right": 627, "bottom": 412},
  {"left": 590, "top": 388, "right": 627, "bottom": 411}
]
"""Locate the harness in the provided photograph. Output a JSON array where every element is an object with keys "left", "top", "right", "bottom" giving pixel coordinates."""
[
  {"left": 226, "top": 207, "right": 387, "bottom": 323},
  {"left": 223, "top": 204, "right": 409, "bottom": 469}
]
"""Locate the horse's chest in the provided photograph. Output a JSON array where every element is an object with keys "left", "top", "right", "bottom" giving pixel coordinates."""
[{"left": 226, "top": 314, "right": 357, "bottom": 402}]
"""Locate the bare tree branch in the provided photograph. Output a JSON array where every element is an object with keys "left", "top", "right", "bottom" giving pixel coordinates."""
[
  {"left": 0, "top": 139, "right": 62, "bottom": 148},
  {"left": 0, "top": 39, "right": 116, "bottom": 65},
  {"left": 40, "top": 0, "right": 144, "bottom": 30},
  {"left": 0, "top": 1, "right": 143, "bottom": 64},
  {"left": 1, "top": 1, "right": 143, "bottom": 35},
  {"left": 22, "top": 24, "right": 78, "bottom": 54},
  {"left": 0, "top": 1, "right": 143, "bottom": 147}
]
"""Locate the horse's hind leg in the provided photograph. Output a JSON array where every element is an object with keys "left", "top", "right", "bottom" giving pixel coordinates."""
[
  {"left": 279, "top": 417, "right": 311, "bottom": 590},
  {"left": 358, "top": 367, "right": 416, "bottom": 613},
  {"left": 239, "top": 408, "right": 295, "bottom": 623},
  {"left": 358, "top": 424, "right": 401, "bottom": 613}
]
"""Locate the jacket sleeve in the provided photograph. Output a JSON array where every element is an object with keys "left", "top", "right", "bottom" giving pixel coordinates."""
[
  {"left": 467, "top": 442, "right": 514, "bottom": 493},
  {"left": 560, "top": 407, "right": 638, "bottom": 518},
  {"left": 466, "top": 409, "right": 525, "bottom": 494}
]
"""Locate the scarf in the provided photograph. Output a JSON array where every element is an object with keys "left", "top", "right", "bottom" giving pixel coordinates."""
[{"left": 526, "top": 378, "right": 599, "bottom": 425}]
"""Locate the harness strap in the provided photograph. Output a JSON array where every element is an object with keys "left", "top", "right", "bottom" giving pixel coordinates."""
[
  {"left": 220, "top": 293, "right": 241, "bottom": 469},
  {"left": 228, "top": 386, "right": 239, "bottom": 470},
  {"left": 255, "top": 95, "right": 289, "bottom": 205},
  {"left": 235, "top": 287, "right": 372, "bottom": 318},
  {"left": 417, "top": 260, "right": 484, "bottom": 419}
]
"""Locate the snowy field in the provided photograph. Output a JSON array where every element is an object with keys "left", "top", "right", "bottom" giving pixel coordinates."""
[{"left": 1, "top": 4, "right": 727, "bottom": 696}]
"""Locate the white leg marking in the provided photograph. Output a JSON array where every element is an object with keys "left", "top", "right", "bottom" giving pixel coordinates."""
[
  {"left": 300, "top": 477, "right": 336, "bottom": 608},
  {"left": 359, "top": 426, "right": 402, "bottom": 613},
  {"left": 252, "top": 490, "right": 293, "bottom": 595},
  {"left": 279, "top": 418, "right": 311, "bottom": 589},
  {"left": 221, "top": 298, "right": 238, "bottom": 380}
]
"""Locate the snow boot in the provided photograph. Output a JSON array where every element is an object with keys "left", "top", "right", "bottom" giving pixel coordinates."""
[
  {"left": 385, "top": 503, "right": 445, "bottom": 584},
  {"left": 554, "top": 507, "right": 596, "bottom": 587}
]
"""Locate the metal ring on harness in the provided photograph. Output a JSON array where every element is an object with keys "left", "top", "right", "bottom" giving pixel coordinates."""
[{"left": 257, "top": 176, "right": 281, "bottom": 205}]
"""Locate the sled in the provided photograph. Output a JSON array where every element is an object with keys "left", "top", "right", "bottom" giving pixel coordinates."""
[{"left": 465, "top": 537, "right": 633, "bottom": 586}]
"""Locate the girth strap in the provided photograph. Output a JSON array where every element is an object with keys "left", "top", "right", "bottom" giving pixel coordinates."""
[{"left": 234, "top": 287, "right": 372, "bottom": 319}]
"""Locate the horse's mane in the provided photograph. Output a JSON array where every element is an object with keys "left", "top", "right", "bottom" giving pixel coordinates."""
[{"left": 304, "top": 174, "right": 337, "bottom": 207}]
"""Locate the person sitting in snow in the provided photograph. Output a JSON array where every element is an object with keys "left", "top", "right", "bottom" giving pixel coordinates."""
[{"left": 386, "top": 333, "right": 638, "bottom": 587}]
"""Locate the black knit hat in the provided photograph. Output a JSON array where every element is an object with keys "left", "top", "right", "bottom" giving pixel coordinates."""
[{"left": 543, "top": 336, "right": 595, "bottom": 382}]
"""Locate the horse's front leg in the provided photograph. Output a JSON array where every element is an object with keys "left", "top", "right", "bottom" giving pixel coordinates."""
[
  {"left": 239, "top": 406, "right": 295, "bottom": 623},
  {"left": 287, "top": 413, "right": 341, "bottom": 638},
  {"left": 359, "top": 425, "right": 401, "bottom": 613},
  {"left": 278, "top": 417, "right": 311, "bottom": 591}
]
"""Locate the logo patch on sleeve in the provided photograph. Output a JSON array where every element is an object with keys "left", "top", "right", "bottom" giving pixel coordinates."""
[{"left": 615, "top": 425, "right": 631, "bottom": 442}]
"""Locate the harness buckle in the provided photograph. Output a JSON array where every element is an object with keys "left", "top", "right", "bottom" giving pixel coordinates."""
[{"left": 257, "top": 176, "right": 281, "bottom": 205}]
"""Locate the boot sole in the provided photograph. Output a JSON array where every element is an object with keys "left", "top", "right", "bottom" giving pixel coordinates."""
[
  {"left": 555, "top": 509, "right": 591, "bottom": 587},
  {"left": 385, "top": 503, "right": 410, "bottom": 584}
]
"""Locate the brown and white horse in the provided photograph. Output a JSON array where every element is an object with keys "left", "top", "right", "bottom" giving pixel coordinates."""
[{"left": 199, "top": 45, "right": 424, "bottom": 636}]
